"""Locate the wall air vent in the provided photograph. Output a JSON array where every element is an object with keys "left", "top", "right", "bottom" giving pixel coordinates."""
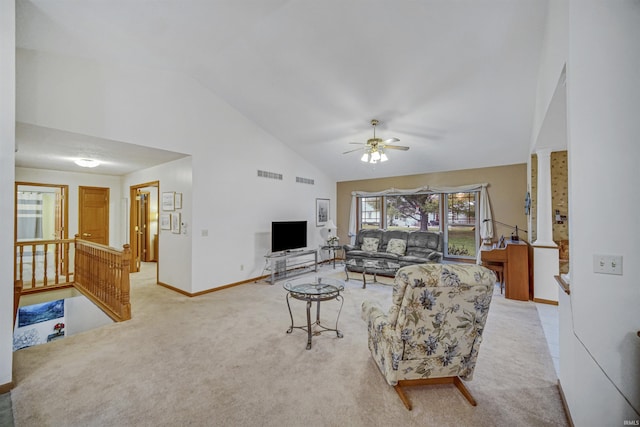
[
  {"left": 296, "top": 177, "right": 315, "bottom": 185},
  {"left": 257, "top": 170, "right": 283, "bottom": 181}
]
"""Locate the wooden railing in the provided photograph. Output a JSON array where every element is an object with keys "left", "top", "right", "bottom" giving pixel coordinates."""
[
  {"left": 14, "top": 280, "right": 23, "bottom": 328},
  {"left": 15, "top": 238, "right": 74, "bottom": 292},
  {"left": 14, "top": 237, "right": 131, "bottom": 322},
  {"left": 73, "top": 237, "right": 131, "bottom": 322}
]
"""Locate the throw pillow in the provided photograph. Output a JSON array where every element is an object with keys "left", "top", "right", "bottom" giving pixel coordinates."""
[
  {"left": 386, "top": 238, "right": 407, "bottom": 256},
  {"left": 361, "top": 237, "right": 380, "bottom": 252}
]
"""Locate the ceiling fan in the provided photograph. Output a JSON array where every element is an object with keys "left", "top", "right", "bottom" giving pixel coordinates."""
[{"left": 343, "top": 119, "right": 409, "bottom": 163}]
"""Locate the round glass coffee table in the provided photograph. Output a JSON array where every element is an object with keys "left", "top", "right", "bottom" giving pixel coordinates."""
[{"left": 283, "top": 277, "right": 344, "bottom": 350}]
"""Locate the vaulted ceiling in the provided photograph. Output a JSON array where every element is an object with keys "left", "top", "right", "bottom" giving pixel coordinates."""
[{"left": 15, "top": 1, "right": 548, "bottom": 181}]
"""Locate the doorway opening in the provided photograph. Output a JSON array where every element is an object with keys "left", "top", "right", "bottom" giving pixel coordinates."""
[
  {"left": 130, "top": 182, "right": 159, "bottom": 277},
  {"left": 15, "top": 182, "right": 69, "bottom": 284},
  {"left": 16, "top": 182, "right": 68, "bottom": 242}
]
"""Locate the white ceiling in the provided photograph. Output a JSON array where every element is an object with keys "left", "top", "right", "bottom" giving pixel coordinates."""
[
  {"left": 15, "top": 0, "right": 548, "bottom": 181},
  {"left": 15, "top": 122, "right": 188, "bottom": 176}
]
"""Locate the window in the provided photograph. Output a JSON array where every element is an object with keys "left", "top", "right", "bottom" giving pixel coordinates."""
[
  {"left": 445, "top": 192, "right": 478, "bottom": 259},
  {"left": 356, "top": 190, "right": 479, "bottom": 260},
  {"left": 359, "top": 197, "right": 381, "bottom": 229},
  {"left": 385, "top": 194, "right": 440, "bottom": 231}
]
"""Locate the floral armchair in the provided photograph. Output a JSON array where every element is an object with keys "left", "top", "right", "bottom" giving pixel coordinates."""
[{"left": 361, "top": 263, "right": 495, "bottom": 410}]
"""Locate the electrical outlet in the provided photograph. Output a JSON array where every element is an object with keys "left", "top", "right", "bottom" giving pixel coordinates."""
[
  {"left": 240, "top": 264, "right": 244, "bottom": 271},
  {"left": 593, "top": 254, "right": 623, "bottom": 275}
]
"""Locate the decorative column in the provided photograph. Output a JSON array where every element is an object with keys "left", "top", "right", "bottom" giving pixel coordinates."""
[
  {"left": 533, "top": 148, "right": 559, "bottom": 303},
  {"left": 534, "top": 149, "right": 556, "bottom": 246}
]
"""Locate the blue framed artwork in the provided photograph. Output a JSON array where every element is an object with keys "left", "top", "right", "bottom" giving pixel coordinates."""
[{"left": 18, "top": 299, "right": 64, "bottom": 327}]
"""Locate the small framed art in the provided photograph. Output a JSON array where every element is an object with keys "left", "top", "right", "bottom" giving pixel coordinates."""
[
  {"left": 160, "top": 213, "right": 171, "bottom": 230},
  {"left": 316, "top": 198, "right": 329, "bottom": 227},
  {"left": 162, "top": 192, "right": 175, "bottom": 211},
  {"left": 172, "top": 212, "right": 181, "bottom": 234}
]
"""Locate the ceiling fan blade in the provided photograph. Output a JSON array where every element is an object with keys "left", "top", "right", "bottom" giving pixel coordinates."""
[
  {"left": 382, "top": 137, "right": 400, "bottom": 143},
  {"left": 383, "top": 145, "right": 410, "bottom": 151},
  {"left": 342, "top": 147, "right": 365, "bottom": 154},
  {"left": 348, "top": 142, "right": 365, "bottom": 145}
]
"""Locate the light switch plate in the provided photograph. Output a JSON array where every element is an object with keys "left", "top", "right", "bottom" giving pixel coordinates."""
[{"left": 593, "top": 254, "right": 623, "bottom": 275}]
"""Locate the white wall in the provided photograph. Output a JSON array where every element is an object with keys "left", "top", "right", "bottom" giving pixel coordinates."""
[
  {"left": 535, "top": 0, "right": 640, "bottom": 423},
  {"left": 567, "top": 0, "right": 640, "bottom": 420},
  {"left": 530, "top": 0, "right": 568, "bottom": 150},
  {"left": 15, "top": 168, "right": 124, "bottom": 249},
  {"left": 14, "top": 295, "right": 112, "bottom": 350},
  {"left": 15, "top": 51, "right": 337, "bottom": 293},
  {"left": 123, "top": 157, "right": 192, "bottom": 293},
  {"left": 0, "top": 0, "right": 16, "bottom": 388},
  {"left": 65, "top": 295, "right": 112, "bottom": 336}
]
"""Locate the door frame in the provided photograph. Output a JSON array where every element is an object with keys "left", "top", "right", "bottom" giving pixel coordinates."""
[
  {"left": 129, "top": 181, "right": 159, "bottom": 275},
  {"left": 14, "top": 182, "right": 69, "bottom": 281},
  {"left": 15, "top": 182, "right": 69, "bottom": 242}
]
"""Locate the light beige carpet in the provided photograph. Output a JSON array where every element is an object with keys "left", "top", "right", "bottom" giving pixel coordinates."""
[{"left": 11, "top": 263, "right": 567, "bottom": 426}]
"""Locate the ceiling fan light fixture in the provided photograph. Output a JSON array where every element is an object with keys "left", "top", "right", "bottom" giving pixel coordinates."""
[
  {"left": 345, "top": 119, "right": 409, "bottom": 164},
  {"left": 74, "top": 158, "right": 100, "bottom": 168}
]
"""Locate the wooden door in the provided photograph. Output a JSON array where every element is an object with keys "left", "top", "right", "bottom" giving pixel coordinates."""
[
  {"left": 129, "top": 181, "right": 159, "bottom": 274},
  {"left": 79, "top": 186, "right": 109, "bottom": 245},
  {"left": 130, "top": 189, "right": 142, "bottom": 272},
  {"left": 131, "top": 190, "right": 150, "bottom": 271}
]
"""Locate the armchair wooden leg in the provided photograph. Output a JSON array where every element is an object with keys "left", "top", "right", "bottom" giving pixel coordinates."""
[
  {"left": 393, "top": 384, "right": 412, "bottom": 410},
  {"left": 453, "top": 376, "right": 477, "bottom": 406},
  {"left": 393, "top": 377, "right": 477, "bottom": 410}
]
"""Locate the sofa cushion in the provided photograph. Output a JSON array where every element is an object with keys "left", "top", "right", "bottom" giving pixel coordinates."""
[
  {"left": 369, "top": 251, "right": 400, "bottom": 261},
  {"left": 380, "top": 230, "right": 409, "bottom": 252},
  {"left": 386, "top": 238, "right": 407, "bottom": 256},
  {"left": 362, "top": 237, "right": 380, "bottom": 252},
  {"left": 407, "top": 231, "right": 442, "bottom": 251},
  {"left": 344, "top": 249, "right": 371, "bottom": 258},
  {"left": 357, "top": 229, "right": 383, "bottom": 246}
]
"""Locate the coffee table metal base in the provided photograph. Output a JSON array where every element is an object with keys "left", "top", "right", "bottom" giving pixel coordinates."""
[
  {"left": 284, "top": 279, "right": 345, "bottom": 350},
  {"left": 286, "top": 297, "right": 344, "bottom": 349}
]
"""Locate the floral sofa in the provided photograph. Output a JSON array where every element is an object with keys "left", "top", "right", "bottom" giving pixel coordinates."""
[
  {"left": 343, "top": 229, "right": 443, "bottom": 275},
  {"left": 361, "top": 263, "right": 495, "bottom": 409}
]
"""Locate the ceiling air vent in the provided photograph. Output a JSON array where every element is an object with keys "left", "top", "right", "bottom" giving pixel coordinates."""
[
  {"left": 257, "top": 170, "right": 283, "bottom": 181},
  {"left": 296, "top": 177, "right": 314, "bottom": 185}
]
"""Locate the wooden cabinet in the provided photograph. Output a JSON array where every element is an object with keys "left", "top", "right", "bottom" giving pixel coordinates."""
[{"left": 481, "top": 240, "right": 530, "bottom": 301}]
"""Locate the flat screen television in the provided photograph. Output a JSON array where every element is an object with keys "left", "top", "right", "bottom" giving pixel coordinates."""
[{"left": 271, "top": 221, "right": 307, "bottom": 253}]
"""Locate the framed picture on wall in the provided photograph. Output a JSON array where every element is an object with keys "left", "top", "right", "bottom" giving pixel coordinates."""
[
  {"left": 172, "top": 212, "right": 181, "bottom": 234},
  {"left": 175, "top": 193, "right": 183, "bottom": 210},
  {"left": 162, "top": 192, "right": 175, "bottom": 211},
  {"left": 316, "top": 198, "right": 329, "bottom": 227},
  {"left": 160, "top": 213, "right": 171, "bottom": 230}
]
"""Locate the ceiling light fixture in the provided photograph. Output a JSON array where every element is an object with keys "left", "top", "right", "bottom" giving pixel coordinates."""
[
  {"left": 360, "top": 146, "right": 389, "bottom": 164},
  {"left": 346, "top": 119, "right": 409, "bottom": 164},
  {"left": 74, "top": 158, "right": 100, "bottom": 168}
]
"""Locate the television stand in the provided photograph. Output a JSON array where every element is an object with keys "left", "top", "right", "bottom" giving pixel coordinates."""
[{"left": 263, "top": 249, "right": 318, "bottom": 284}]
